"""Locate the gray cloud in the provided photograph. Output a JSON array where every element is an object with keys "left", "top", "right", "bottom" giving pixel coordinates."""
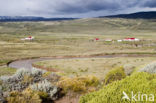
[
  {"left": 142, "top": 0, "right": 156, "bottom": 8},
  {"left": 0, "top": 0, "right": 155, "bottom": 17}
]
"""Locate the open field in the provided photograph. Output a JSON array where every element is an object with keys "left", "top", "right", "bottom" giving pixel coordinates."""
[
  {"left": 0, "top": 18, "right": 156, "bottom": 103},
  {"left": 0, "top": 18, "right": 156, "bottom": 74},
  {"left": 1, "top": 18, "right": 156, "bottom": 67},
  {"left": 34, "top": 57, "right": 156, "bottom": 79}
]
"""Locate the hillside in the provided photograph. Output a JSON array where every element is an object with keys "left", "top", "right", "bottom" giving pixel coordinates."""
[
  {"left": 0, "top": 16, "right": 76, "bottom": 22},
  {"left": 0, "top": 18, "right": 156, "bottom": 35},
  {"left": 1, "top": 11, "right": 156, "bottom": 22},
  {"left": 100, "top": 11, "right": 156, "bottom": 19}
]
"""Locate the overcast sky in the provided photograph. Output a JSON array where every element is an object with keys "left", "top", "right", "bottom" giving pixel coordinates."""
[{"left": 0, "top": 0, "right": 156, "bottom": 18}]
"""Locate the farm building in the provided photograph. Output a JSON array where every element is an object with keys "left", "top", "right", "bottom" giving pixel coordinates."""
[
  {"left": 123, "top": 38, "right": 139, "bottom": 41},
  {"left": 21, "top": 36, "right": 35, "bottom": 41},
  {"left": 105, "top": 39, "right": 112, "bottom": 42}
]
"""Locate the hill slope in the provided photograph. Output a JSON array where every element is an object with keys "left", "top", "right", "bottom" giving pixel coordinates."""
[
  {"left": 99, "top": 11, "right": 156, "bottom": 19},
  {"left": 0, "top": 18, "right": 156, "bottom": 35},
  {"left": 0, "top": 16, "right": 76, "bottom": 22}
]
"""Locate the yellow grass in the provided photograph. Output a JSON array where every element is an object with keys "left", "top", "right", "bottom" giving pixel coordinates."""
[{"left": 34, "top": 57, "right": 156, "bottom": 79}]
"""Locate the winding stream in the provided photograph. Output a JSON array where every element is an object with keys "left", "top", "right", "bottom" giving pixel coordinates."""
[{"left": 8, "top": 54, "right": 156, "bottom": 69}]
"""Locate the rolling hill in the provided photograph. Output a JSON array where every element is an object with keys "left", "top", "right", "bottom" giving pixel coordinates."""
[
  {"left": 0, "top": 16, "right": 76, "bottom": 22},
  {"left": 99, "top": 11, "right": 156, "bottom": 19}
]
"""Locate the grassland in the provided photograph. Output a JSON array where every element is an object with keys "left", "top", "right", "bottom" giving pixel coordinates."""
[
  {"left": 34, "top": 57, "right": 156, "bottom": 79},
  {"left": 0, "top": 18, "right": 156, "bottom": 102},
  {"left": 0, "top": 67, "right": 16, "bottom": 76},
  {"left": 0, "top": 18, "right": 156, "bottom": 75}
]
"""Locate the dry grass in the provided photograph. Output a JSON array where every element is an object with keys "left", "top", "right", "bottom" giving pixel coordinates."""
[
  {"left": 1, "top": 34, "right": 156, "bottom": 65},
  {"left": 34, "top": 57, "right": 156, "bottom": 79},
  {"left": 0, "top": 67, "right": 16, "bottom": 76},
  {"left": 0, "top": 18, "right": 156, "bottom": 72},
  {"left": 0, "top": 18, "right": 156, "bottom": 64}
]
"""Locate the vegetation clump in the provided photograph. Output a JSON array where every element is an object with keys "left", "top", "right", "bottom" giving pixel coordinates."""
[
  {"left": 7, "top": 88, "right": 42, "bottom": 103},
  {"left": 139, "top": 62, "right": 156, "bottom": 73},
  {"left": 57, "top": 75, "right": 99, "bottom": 93},
  {"left": 0, "top": 68, "right": 45, "bottom": 91},
  {"left": 79, "top": 72, "right": 156, "bottom": 103},
  {"left": 30, "top": 80, "right": 61, "bottom": 100},
  {"left": 104, "top": 66, "right": 126, "bottom": 85},
  {"left": 0, "top": 68, "right": 62, "bottom": 103}
]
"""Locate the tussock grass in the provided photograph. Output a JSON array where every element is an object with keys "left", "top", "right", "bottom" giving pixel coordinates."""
[{"left": 57, "top": 75, "right": 99, "bottom": 93}]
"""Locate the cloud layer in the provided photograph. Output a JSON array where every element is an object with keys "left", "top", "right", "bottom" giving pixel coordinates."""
[{"left": 0, "top": 0, "right": 156, "bottom": 17}]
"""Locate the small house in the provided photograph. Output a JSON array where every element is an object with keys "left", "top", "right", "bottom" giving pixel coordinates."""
[
  {"left": 21, "top": 36, "right": 35, "bottom": 41},
  {"left": 123, "top": 38, "right": 139, "bottom": 41}
]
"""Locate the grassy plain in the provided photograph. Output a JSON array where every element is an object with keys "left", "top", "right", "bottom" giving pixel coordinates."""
[
  {"left": 0, "top": 18, "right": 156, "bottom": 103},
  {"left": 0, "top": 18, "right": 156, "bottom": 75}
]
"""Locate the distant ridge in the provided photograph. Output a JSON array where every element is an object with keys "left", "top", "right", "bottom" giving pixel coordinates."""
[
  {"left": 0, "top": 16, "right": 77, "bottom": 22},
  {"left": 99, "top": 11, "right": 156, "bottom": 19}
]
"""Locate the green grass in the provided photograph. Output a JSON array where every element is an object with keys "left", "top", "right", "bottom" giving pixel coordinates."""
[
  {"left": 0, "top": 60, "right": 10, "bottom": 66},
  {"left": 104, "top": 66, "right": 126, "bottom": 85}
]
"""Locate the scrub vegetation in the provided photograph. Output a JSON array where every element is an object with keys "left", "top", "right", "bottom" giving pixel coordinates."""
[{"left": 79, "top": 62, "right": 156, "bottom": 103}]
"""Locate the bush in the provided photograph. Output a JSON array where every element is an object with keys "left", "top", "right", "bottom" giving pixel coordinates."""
[
  {"left": 104, "top": 66, "right": 126, "bottom": 85},
  {"left": 42, "top": 72, "right": 60, "bottom": 83},
  {"left": 0, "top": 68, "right": 45, "bottom": 91},
  {"left": 7, "top": 88, "right": 41, "bottom": 103},
  {"left": 139, "top": 62, "right": 156, "bottom": 73},
  {"left": 0, "top": 68, "right": 61, "bottom": 102},
  {"left": 0, "top": 86, "right": 5, "bottom": 103},
  {"left": 30, "top": 80, "right": 61, "bottom": 100},
  {"left": 79, "top": 72, "right": 156, "bottom": 103},
  {"left": 80, "top": 75, "right": 99, "bottom": 87},
  {"left": 57, "top": 75, "right": 99, "bottom": 93},
  {"left": 123, "top": 64, "right": 135, "bottom": 75}
]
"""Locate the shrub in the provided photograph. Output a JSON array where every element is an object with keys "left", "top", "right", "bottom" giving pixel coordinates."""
[
  {"left": 139, "top": 62, "right": 156, "bottom": 73},
  {"left": 123, "top": 64, "right": 135, "bottom": 75},
  {"left": 80, "top": 75, "right": 99, "bottom": 87},
  {"left": 0, "top": 68, "right": 61, "bottom": 102},
  {"left": 36, "top": 91, "right": 49, "bottom": 100},
  {"left": 0, "top": 68, "right": 45, "bottom": 91},
  {"left": 57, "top": 76, "right": 86, "bottom": 92},
  {"left": 104, "top": 66, "right": 126, "bottom": 85},
  {"left": 0, "top": 85, "right": 6, "bottom": 103},
  {"left": 79, "top": 72, "right": 156, "bottom": 103},
  {"left": 42, "top": 72, "right": 60, "bottom": 83},
  {"left": 7, "top": 88, "right": 41, "bottom": 103},
  {"left": 0, "top": 69, "right": 61, "bottom": 103},
  {"left": 57, "top": 75, "right": 99, "bottom": 93},
  {"left": 30, "top": 80, "right": 61, "bottom": 100}
]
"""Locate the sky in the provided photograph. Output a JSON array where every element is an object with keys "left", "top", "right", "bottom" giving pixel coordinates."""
[{"left": 0, "top": 0, "right": 156, "bottom": 18}]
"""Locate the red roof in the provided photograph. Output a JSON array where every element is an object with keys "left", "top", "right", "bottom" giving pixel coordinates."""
[
  {"left": 124, "top": 38, "right": 135, "bottom": 40},
  {"left": 95, "top": 38, "right": 99, "bottom": 40},
  {"left": 29, "top": 36, "right": 32, "bottom": 38}
]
